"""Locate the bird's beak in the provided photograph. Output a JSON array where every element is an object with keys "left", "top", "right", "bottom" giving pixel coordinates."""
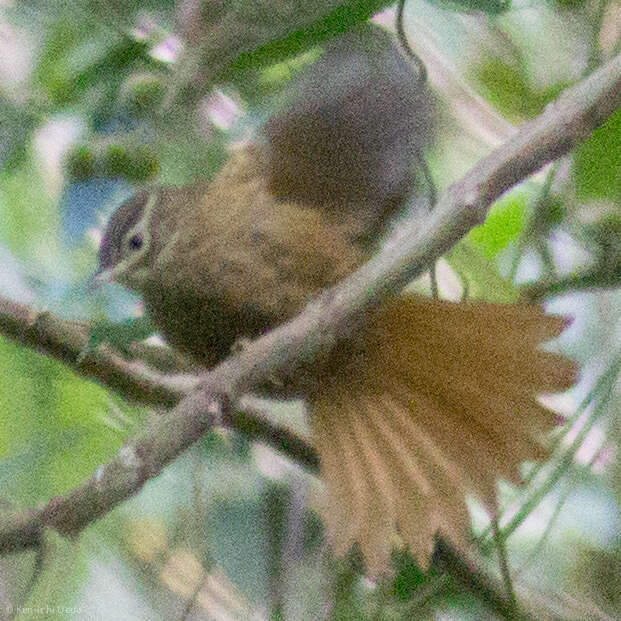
[{"left": 87, "top": 268, "right": 114, "bottom": 292}]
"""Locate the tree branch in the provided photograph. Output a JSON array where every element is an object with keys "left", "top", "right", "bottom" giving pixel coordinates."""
[
  {"left": 0, "top": 297, "right": 186, "bottom": 407},
  {"left": 0, "top": 296, "right": 318, "bottom": 472},
  {"left": 0, "top": 52, "right": 619, "bottom": 567}
]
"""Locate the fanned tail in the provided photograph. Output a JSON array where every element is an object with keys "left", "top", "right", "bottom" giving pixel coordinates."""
[{"left": 311, "top": 295, "right": 576, "bottom": 574}]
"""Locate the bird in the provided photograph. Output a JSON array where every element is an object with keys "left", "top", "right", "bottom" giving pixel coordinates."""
[{"left": 92, "top": 23, "right": 575, "bottom": 573}]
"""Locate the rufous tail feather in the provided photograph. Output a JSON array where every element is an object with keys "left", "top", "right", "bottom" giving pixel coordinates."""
[{"left": 310, "top": 295, "right": 576, "bottom": 574}]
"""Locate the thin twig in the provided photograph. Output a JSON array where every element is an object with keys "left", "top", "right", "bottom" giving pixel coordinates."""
[
  {"left": 6, "top": 544, "right": 46, "bottom": 621},
  {"left": 179, "top": 574, "right": 206, "bottom": 621},
  {"left": 508, "top": 161, "right": 561, "bottom": 284},
  {"left": 478, "top": 353, "right": 621, "bottom": 551},
  {"left": 492, "top": 516, "right": 518, "bottom": 614},
  {"left": 515, "top": 439, "right": 609, "bottom": 577},
  {"left": 395, "top": 0, "right": 427, "bottom": 83}
]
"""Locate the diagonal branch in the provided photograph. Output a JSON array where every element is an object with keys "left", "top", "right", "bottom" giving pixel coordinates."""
[
  {"left": 0, "top": 295, "right": 318, "bottom": 470},
  {"left": 0, "top": 297, "right": 187, "bottom": 407},
  {"left": 0, "top": 53, "right": 619, "bottom": 562}
]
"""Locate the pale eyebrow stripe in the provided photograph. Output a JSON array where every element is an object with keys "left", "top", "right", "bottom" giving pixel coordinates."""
[{"left": 120, "top": 191, "right": 159, "bottom": 268}]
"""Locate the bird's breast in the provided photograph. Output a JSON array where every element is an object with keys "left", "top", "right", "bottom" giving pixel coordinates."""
[{"left": 144, "top": 149, "right": 367, "bottom": 368}]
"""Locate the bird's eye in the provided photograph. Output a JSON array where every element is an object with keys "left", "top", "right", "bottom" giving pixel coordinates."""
[{"left": 128, "top": 234, "right": 143, "bottom": 251}]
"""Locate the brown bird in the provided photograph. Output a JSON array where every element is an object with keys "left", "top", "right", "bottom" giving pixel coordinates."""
[{"left": 93, "top": 24, "right": 575, "bottom": 573}]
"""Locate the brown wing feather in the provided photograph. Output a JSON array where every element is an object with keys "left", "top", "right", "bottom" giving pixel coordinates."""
[{"left": 311, "top": 296, "right": 576, "bottom": 572}]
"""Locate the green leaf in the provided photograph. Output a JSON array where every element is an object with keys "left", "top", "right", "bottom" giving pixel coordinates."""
[
  {"left": 473, "top": 55, "right": 569, "bottom": 122},
  {"left": 0, "top": 337, "right": 123, "bottom": 500},
  {"left": 16, "top": 529, "right": 85, "bottom": 621},
  {"left": 392, "top": 549, "right": 431, "bottom": 600},
  {"left": 467, "top": 193, "right": 527, "bottom": 259},
  {"left": 424, "top": 0, "right": 511, "bottom": 15},
  {"left": 65, "top": 145, "right": 96, "bottom": 180},
  {"left": 153, "top": 120, "right": 229, "bottom": 186},
  {"left": 34, "top": 21, "right": 151, "bottom": 108},
  {"left": 448, "top": 241, "right": 519, "bottom": 303},
  {"left": 0, "top": 340, "right": 40, "bottom": 457},
  {"left": 573, "top": 109, "right": 621, "bottom": 203},
  {"left": 83, "top": 316, "right": 156, "bottom": 359},
  {"left": 227, "top": 0, "right": 394, "bottom": 74},
  {"left": 0, "top": 161, "right": 58, "bottom": 261},
  {"left": 120, "top": 72, "right": 167, "bottom": 117},
  {"left": 0, "top": 98, "right": 41, "bottom": 172},
  {"left": 101, "top": 144, "right": 160, "bottom": 182}
]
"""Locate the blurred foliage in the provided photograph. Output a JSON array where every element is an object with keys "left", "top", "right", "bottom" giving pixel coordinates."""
[
  {"left": 0, "top": 97, "right": 41, "bottom": 170},
  {"left": 474, "top": 57, "right": 568, "bottom": 120},
  {"left": 83, "top": 315, "right": 157, "bottom": 358},
  {"left": 0, "top": 0, "right": 619, "bottom": 620},
  {"left": 16, "top": 529, "right": 86, "bottom": 621},
  {"left": 225, "top": 0, "right": 395, "bottom": 73},
  {"left": 468, "top": 192, "right": 527, "bottom": 259},
  {"left": 426, "top": 0, "right": 512, "bottom": 15},
  {"left": 574, "top": 109, "right": 621, "bottom": 203}
]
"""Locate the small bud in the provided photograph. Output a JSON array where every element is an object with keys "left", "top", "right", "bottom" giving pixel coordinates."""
[
  {"left": 65, "top": 145, "right": 96, "bottom": 179},
  {"left": 554, "top": 0, "right": 586, "bottom": 8},
  {"left": 121, "top": 73, "right": 166, "bottom": 116},
  {"left": 102, "top": 144, "right": 131, "bottom": 177},
  {"left": 126, "top": 147, "right": 160, "bottom": 182},
  {"left": 102, "top": 144, "right": 159, "bottom": 182}
]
